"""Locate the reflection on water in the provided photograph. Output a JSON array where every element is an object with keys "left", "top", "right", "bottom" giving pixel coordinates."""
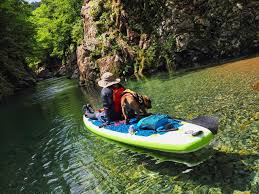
[{"left": 0, "top": 57, "right": 258, "bottom": 193}]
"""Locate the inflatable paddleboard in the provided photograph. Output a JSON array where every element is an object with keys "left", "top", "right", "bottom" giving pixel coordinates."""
[{"left": 83, "top": 115, "right": 216, "bottom": 153}]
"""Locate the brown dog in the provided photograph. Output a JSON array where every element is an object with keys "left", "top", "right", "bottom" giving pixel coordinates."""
[{"left": 121, "top": 89, "right": 152, "bottom": 123}]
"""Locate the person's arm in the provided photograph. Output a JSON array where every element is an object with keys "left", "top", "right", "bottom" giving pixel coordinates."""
[{"left": 101, "top": 88, "right": 113, "bottom": 123}]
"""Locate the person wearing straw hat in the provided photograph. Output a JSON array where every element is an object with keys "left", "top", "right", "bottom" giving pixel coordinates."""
[{"left": 83, "top": 72, "right": 125, "bottom": 123}]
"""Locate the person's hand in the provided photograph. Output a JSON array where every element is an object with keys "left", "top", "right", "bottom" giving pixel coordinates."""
[{"left": 96, "top": 108, "right": 104, "bottom": 112}]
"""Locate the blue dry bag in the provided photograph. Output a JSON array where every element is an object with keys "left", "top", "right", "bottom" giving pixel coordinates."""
[{"left": 137, "top": 114, "right": 171, "bottom": 131}]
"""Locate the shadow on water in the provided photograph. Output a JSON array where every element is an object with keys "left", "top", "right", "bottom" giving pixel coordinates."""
[
  {"left": 116, "top": 138, "right": 258, "bottom": 193},
  {"left": 88, "top": 130, "right": 258, "bottom": 193},
  {"left": 86, "top": 128, "right": 258, "bottom": 193},
  {"left": 98, "top": 136, "right": 215, "bottom": 167},
  {"left": 142, "top": 151, "right": 258, "bottom": 193},
  {"left": 80, "top": 86, "right": 102, "bottom": 108}
]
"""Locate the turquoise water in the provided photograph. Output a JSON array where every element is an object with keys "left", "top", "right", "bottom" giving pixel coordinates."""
[{"left": 0, "top": 58, "right": 258, "bottom": 193}]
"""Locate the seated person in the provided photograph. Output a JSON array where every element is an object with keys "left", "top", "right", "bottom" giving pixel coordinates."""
[{"left": 83, "top": 72, "right": 125, "bottom": 124}]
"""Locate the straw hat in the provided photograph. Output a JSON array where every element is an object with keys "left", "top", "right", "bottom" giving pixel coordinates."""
[{"left": 98, "top": 72, "right": 121, "bottom": 88}]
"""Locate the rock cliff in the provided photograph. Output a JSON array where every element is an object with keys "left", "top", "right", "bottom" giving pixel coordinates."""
[{"left": 77, "top": 0, "right": 259, "bottom": 85}]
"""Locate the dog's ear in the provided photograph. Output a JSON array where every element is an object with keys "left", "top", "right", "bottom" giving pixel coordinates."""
[{"left": 143, "top": 95, "right": 152, "bottom": 108}]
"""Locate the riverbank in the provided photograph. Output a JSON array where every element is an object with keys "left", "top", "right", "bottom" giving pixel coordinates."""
[{"left": 1, "top": 54, "right": 258, "bottom": 104}]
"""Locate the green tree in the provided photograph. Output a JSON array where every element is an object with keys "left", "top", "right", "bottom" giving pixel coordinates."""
[
  {"left": 29, "top": 0, "right": 83, "bottom": 68},
  {"left": 0, "top": 0, "right": 36, "bottom": 99}
]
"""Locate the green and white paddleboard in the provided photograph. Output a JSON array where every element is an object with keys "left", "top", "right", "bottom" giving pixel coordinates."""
[{"left": 83, "top": 115, "right": 215, "bottom": 153}]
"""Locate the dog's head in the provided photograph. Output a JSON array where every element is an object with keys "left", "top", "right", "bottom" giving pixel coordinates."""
[{"left": 142, "top": 95, "right": 152, "bottom": 109}]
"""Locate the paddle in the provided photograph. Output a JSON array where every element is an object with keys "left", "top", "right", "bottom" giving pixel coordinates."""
[{"left": 186, "top": 116, "right": 219, "bottom": 134}]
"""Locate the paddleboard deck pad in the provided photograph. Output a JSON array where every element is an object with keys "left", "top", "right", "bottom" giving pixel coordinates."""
[{"left": 83, "top": 115, "right": 215, "bottom": 153}]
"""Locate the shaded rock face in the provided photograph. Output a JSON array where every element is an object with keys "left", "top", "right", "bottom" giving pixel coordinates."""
[
  {"left": 52, "top": 51, "right": 79, "bottom": 79},
  {"left": 0, "top": 63, "right": 36, "bottom": 101},
  {"left": 77, "top": 45, "right": 96, "bottom": 85},
  {"left": 77, "top": 0, "right": 259, "bottom": 85},
  {"left": 34, "top": 51, "right": 78, "bottom": 80},
  {"left": 65, "top": 51, "right": 79, "bottom": 79}
]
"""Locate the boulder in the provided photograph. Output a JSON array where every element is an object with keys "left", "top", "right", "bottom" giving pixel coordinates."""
[
  {"left": 55, "top": 65, "right": 66, "bottom": 77},
  {"left": 35, "top": 67, "right": 52, "bottom": 79}
]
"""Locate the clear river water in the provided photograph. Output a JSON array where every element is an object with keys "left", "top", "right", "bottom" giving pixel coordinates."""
[{"left": 0, "top": 57, "right": 258, "bottom": 193}]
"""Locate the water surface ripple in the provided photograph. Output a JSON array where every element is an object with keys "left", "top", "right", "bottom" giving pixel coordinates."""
[{"left": 0, "top": 58, "right": 258, "bottom": 193}]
